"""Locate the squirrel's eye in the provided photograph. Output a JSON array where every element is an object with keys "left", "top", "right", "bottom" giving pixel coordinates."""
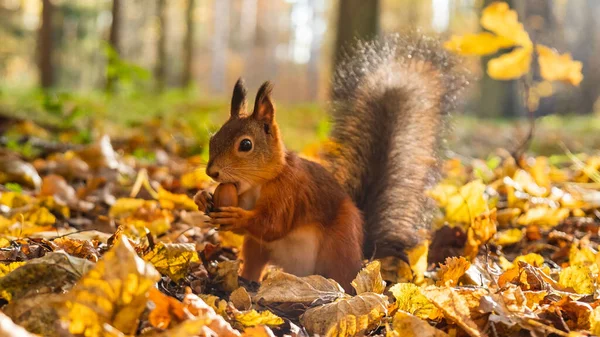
[{"left": 238, "top": 139, "right": 253, "bottom": 152}]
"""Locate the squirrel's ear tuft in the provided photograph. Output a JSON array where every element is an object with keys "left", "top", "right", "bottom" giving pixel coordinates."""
[
  {"left": 231, "top": 78, "right": 247, "bottom": 118},
  {"left": 252, "top": 81, "right": 275, "bottom": 123}
]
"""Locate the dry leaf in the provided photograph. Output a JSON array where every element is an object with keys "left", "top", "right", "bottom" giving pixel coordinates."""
[
  {"left": 351, "top": 260, "right": 386, "bottom": 295},
  {"left": 558, "top": 265, "right": 595, "bottom": 294},
  {"left": 422, "top": 286, "right": 486, "bottom": 337},
  {"left": 234, "top": 309, "right": 284, "bottom": 328},
  {"left": 300, "top": 292, "right": 388, "bottom": 337},
  {"left": 255, "top": 271, "right": 346, "bottom": 305},
  {"left": 60, "top": 235, "right": 160, "bottom": 336},
  {"left": 143, "top": 242, "right": 199, "bottom": 281},
  {"left": 230, "top": 287, "right": 252, "bottom": 311},
  {"left": 437, "top": 257, "right": 471, "bottom": 286},
  {"left": 389, "top": 283, "right": 439, "bottom": 320},
  {"left": 389, "top": 310, "right": 449, "bottom": 337}
]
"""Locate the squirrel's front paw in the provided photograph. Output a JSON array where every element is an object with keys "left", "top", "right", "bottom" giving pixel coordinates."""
[
  {"left": 209, "top": 206, "right": 253, "bottom": 231},
  {"left": 193, "top": 190, "right": 213, "bottom": 214}
]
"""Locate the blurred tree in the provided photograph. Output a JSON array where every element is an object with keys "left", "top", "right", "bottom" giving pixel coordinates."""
[
  {"left": 155, "top": 0, "right": 167, "bottom": 91},
  {"left": 333, "top": 0, "right": 380, "bottom": 74},
  {"left": 567, "top": 0, "right": 600, "bottom": 114},
  {"left": 106, "top": 0, "right": 122, "bottom": 92},
  {"left": 182, "top": 0, "right": 196, "bottom": 88},
  {"left": 38, "top": 0, "right": 55, "bottom": 88},
  {"left": 478, "top": 0, "right": 524, "bottom": 118},
  {"left": 211, "top": 0, "right": 230, "bottom": 93}
]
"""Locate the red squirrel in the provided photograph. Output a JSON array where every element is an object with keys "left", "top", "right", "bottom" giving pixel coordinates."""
[{"left": 194, "top": 33, "right": 467, "bottom": 291}]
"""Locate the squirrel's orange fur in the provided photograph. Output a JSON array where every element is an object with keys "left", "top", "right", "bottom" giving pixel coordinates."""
[{"left": 195, "top": 81, "right": 363, "bottom": 291}]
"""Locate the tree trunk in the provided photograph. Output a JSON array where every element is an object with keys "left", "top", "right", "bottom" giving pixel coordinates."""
[
  {"left": 155, "top": 0, "right": 167, "bottom": 91},
  {"left": 106, "top": 0, "right": 122, "bottom": 92},
  {"left": 211, "top": 0, "right": 230, "bottom": 93},
  {"left": 182, "top": 0, "right": 195, "bottom": 88},
  {"left": 38, "top": 0, "right": 54, "bottom": 89},
  {"left": 478, "top": 0, "right": 524, "bottom": 118},
  {"left": 332, "top": 0, "right": 379, "bottom": 75}
]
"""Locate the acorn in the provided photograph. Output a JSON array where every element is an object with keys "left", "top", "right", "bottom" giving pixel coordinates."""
[{"left": 213, "top": 183, "right": 239, "bottom": 208}]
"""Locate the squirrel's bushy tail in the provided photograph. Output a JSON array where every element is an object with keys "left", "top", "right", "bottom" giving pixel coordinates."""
[{"left": 325, "top": 33, "right": 468, "bottom": 259}]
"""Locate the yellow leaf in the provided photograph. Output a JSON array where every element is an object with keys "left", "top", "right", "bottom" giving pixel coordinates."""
[
  {"left": 422, "top": 286, "right": 485, "bottom": 337},
  {"left": 0, "top": 237, "right": 10, "bottom": 248},
  {"left": 180, "top": 168, "right": 211, "bottom": 190},
  {"left": 235, "top": 309, "right": 284, "bottom": 328},
  {"left": 537, "top": 45, "right": 583, "bottom": 86},
  {"left": 444, "top": 32, "right": 515, "bottom": 56},
  {"left": 109, "top": 198, "right": 159, "bottom": 217},
  {"left": 488, "top": 47, "right": 532, "bottom": 80},
  {"left": 517, "top": 205, "right": 569, "bottom": 227},
  {"left": 481, "top": 1, "right": 532, "bottom": 47},
  {"left": 389, "top": 283, "right": 440, "bottom": 320},
  {"left": 157, "top": 186, "right": 197, "bottom": 211},
  {"left": 427, "top": 183, "right": 458, "bottom": 208},
  {"left": 437, "top": 257, "right": 471, "bottom": 286},
  {"left": 493, "top": 228, "right": 524, "bottom": 246},
  {"left": 61, "top": 236, "right": 160, "bottom": 337},
  {"left": 407, "top": 240, "right": 429, "bottom": 285},
  {"left": 558, "top": 265, "right": 595, "bottom": 294},
  {"left": 445, "top": 180, "right": 487, "bottom": 224},
  {"left": 514, "top": 253, "right": 545, "bottom": 267},
  {"left": 388, "top": 311, "right": 449, "bottom": 337},
  {"left": 219, "top": 231, "right": 245, "bottom": 249},
  {"left": 351, "top": 260, "right": 386, "bottom": 295},
  {"left": 143, "top": 242, "right": 200, "bottom": 282},
  {"left": 199, "top": 294, "right": 229, "bottom": 317},
  {"left": 299, "top": 293, "right": 388, "bottom": 337},
  {"left": 13, "top": 206, "right": 56, "bottom": 226},
  {"left": 464, "top": 209, "right": 497, "bottom": 260},
  {"left": 0, "top": 262, "right": 26, "bottom": 278},
  {"left": 569, "top": 244, "right": 597, "bottom": 274},
  {"left": 0, "top": 191, "right": 31, "bottom": 208}
]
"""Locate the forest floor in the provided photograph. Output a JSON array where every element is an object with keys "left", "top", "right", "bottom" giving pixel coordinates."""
[{"left": 1, "top": 90, "right": 600, "bottom": 336}]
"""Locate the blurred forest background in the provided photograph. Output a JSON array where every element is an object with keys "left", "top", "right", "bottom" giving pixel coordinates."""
[{"left": 0, "top": 0, "right": 599, "bottom": 155}]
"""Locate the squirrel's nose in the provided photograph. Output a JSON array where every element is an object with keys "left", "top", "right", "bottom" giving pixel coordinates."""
[{"left": 206, "top": 166, "right": 220, "bottom": 179}]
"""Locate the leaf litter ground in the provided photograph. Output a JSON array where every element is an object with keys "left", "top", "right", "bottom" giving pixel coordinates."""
[{"left": 1, "top": 117, "right": 600, "bottom": 337}]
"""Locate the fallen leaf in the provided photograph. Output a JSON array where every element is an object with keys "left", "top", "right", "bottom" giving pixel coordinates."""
[
  {"left": 422, "top": 286, "right": 486, "bottom": 337},
  {"left": 389, "top": 310, "right": 449, "bottom": 337},
  {"left": 0, "top": 252, "right": 93, "bottom": 302},
  {"left": 558, "top": 265, "right": 595, "bottom": 294},
  {"left": 143, "top": 242, "right": 199, "bottom": 281},
  {"left": 300, "top": 292, "right": 388, "bottom": 337},
  {"left": 148, "top": 287, "right": 188, "bottom": 329},
  {"left": 234, "top": 309, "right": 284, "bottom": 328},
  {"left": 230, "top": 287, "right": 252, "bottom": 311},
  {"left": 60, "top": 235, "right": 160, "bottom": 336},
  {"left": 389, "top": 283, "right": 440, "bottom": 320},
  {"left": 437, "top": 257, "right": 471, "bottom": 286},
  {"left": 255, "top": 271, "right": 346, "bottom": 305},
  {"left": 351, "top": 260, "right": 386, "bottom": 295}
]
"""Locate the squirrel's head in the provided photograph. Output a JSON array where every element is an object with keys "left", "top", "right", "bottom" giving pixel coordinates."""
[{"left": 206, "top": 79, "right": 285, "bottom": 193}]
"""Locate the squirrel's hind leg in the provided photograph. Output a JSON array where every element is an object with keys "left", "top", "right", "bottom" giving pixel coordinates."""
[{"left": 240, "top": 236, "right": 269, "bottom": 282}]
